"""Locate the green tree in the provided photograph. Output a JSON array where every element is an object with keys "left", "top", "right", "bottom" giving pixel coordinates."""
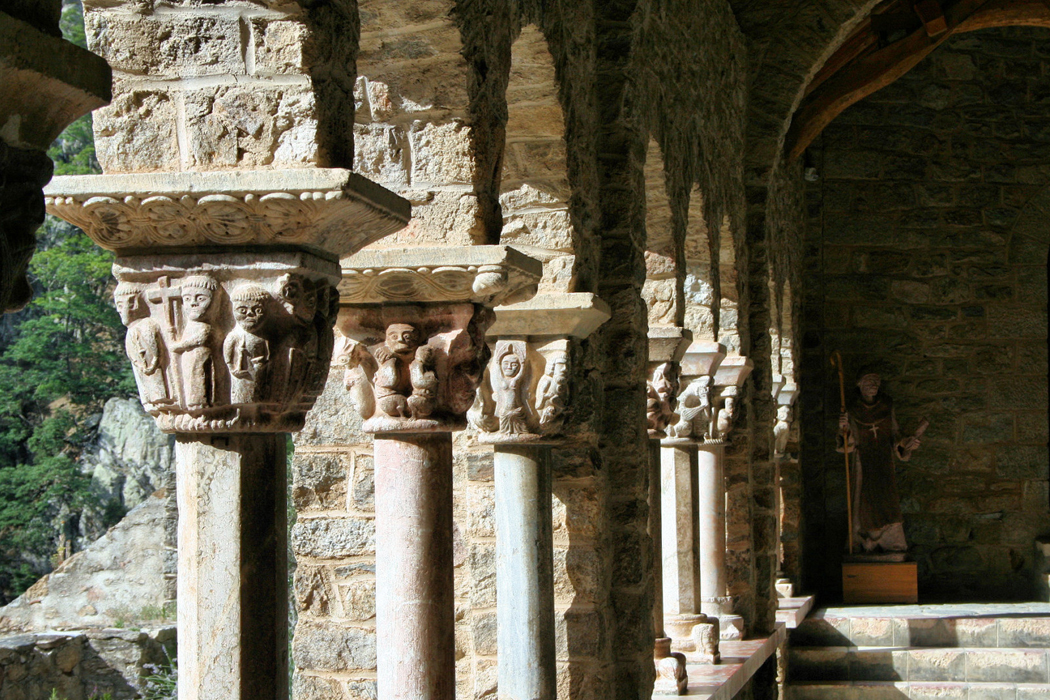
[{"left": 0, "top": 0, "right": 134, "bottom": 601}]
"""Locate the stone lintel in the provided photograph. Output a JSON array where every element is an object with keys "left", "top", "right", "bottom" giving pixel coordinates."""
[
  {"left": 0, "top": 11, "right": 111, "bottom": 150},
  {"left": 714, "top": 354, "right": 754, "bottom": 388},
  {"left": 44, "top": 169, "right": 410, "bottom": 258},
  {"left": 487, "top": 292, "right": 610, "bottom": 340},
  {"left": 647, "top": 326, "right": 692, "bottom": 365},
  {"left": 680, "top": 341, "right": 727, "bottom": 379},
  {"left": 341, "top": 246, "right": 542, "bottom": 308}
]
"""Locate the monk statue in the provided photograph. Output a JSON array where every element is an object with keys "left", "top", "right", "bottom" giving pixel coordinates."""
[{"left": 837, "top": 371, "right": 926, "bottom": 554}]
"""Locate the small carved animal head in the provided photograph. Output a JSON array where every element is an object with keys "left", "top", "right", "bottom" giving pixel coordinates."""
[
  {"left": 180, "top": 275, "right": 217, "bottom": 321},
  {"left": 231, "top": 285, "right": 271, "bottom": 333}
]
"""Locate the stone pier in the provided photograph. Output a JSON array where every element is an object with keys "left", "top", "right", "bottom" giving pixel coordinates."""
[
  {"left": 45, "top": 169, "right": 410, "bottom": 700},
  {"left": 473, "top": 292, "right": 609, "bottom": 700},
  {"left": 337, "top": 247, "right": 542, "bottom": 700}
]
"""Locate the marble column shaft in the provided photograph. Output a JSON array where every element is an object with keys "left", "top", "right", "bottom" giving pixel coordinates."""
[
  {"left": 495, "top": 444, "right": 556, "bottom": 700},
  {"left": 374, "top": 434, "right": 456, "bottom": 700},
  {"left": 661, "top": 441, "right": 699, "bottom": 616},
  {"left": 697, "top": 443, "right": 728, "bottom": 620},
  {"left": 176, "top": 435, "right": 287, "bottom": 700}
]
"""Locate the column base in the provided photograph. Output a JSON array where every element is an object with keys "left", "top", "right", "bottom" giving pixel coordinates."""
[
  {"left": 719, "top": 614, "right": 744, "bottom": 640},
  {"left": 653, "top": 637, "right": 688, "bottom": 695},
  {"left": 664, "top": 614, "right": 720, "bottom": 664}
]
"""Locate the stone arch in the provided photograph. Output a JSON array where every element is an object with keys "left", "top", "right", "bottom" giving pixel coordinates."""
[{"left": 498, "top": 24, "right": 576, "bottom": 293}]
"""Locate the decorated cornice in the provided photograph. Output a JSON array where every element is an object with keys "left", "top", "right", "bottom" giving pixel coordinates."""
[
  {"left": 44, "top": 169, "right": 410, "bottom": 257},
  {"left": 713, "top": 354, "right": 753, "bottom": 389},
  {"left": 647, "top": 326, "right": 692, "bottom": 366},
  {"left": 341, "top": 246, "right": 542, "bottom": 308}
]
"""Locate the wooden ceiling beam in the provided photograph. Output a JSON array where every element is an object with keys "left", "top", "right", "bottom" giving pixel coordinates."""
[{"left": 786, "top": 0, "right": 1050, "bottom": 162}]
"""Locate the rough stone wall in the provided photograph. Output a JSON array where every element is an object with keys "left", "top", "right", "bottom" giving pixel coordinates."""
[
  {"left": 800, "top": 27, "right": 1050, "bottom": 601},
  {"left": 84, "top": 0, "right": 356, "bottom": 172},
  {"left": 0, "top": 627, "right": 175, "bottom": 700}
]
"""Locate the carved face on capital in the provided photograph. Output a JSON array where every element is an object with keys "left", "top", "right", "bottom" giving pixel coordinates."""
[
  {"left": 114, "top": 287, "right": 144, "bottom": 327},
  {"left": 296, "top": 281, "right": 318, "bottom": 324},
  {"left": 500, "top": 354, "right": 521, "bottom": 379},
  {"left": 723, "top": 396, "right": 735, "bottom": 416},
  {"left": 232, "top": 296, "right": 268, "bottom": 333},
  {"left": 550, "top": 358, "right": 568, "bottom": 384},
  {"left": 777, "top": 405, "right": 791, "bottom": 422},
  {"left": 180, "top": 277, "right": 216, "bottom": 322},
  {"left": 279, "top": 275, "right": 304, "bottom": 315},
  {"left": 385, "top": 323, "right": 420, "bottom": 357}
]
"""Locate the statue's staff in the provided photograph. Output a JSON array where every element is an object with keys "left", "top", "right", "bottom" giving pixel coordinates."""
[{"left": 830, "top": 351, "right": 852, "bottom": 553}]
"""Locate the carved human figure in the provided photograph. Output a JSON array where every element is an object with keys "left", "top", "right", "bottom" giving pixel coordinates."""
[
  {"left": 408, "top": 345, "right": 439, "bottom": 418},
  {"left": 646, "top": 362, "right": 678, "bottom": 433},
  {"left": 535, "top": 354, "right": 569, "bottom": 432},
  {"left": 278, "top": 274, "right": 318, "bottom": 404},
  {"left": 171, "top": 275, "right": 218, "bottom": 410},
  {"left": 837, "top": 371, "right": 925, "bottom": 553},
  {"left": 774, "top": 405, "right": 792, "bottom": 456},
  {"left": 305, "top": 283, "right": 336, "bottom": 400},
  {"left": 224, "top": 285, "right": 272, "bottom": 406},
  {"left": 373, "top": 323, "right": 421, "bottom": 418},
  {"left": 336, "top": 336, "right": 378, "bottom": 419},
  {"left": 716, "top": 394, "right": 736, "bottom": 439},
  {"left": 669, "top": 375, "right": 712, "bottom": 439},
  {"left": 114, "top": 282, "right": 172, "bottom": 410},
  {"left": 493, "top": 345, "right": 531, "bottom": 434}
]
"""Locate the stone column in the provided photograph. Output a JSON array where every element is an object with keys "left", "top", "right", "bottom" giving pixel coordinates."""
[
  {"left": 663, "top": 341, "right": 725, "bottom": 661},
  {"left": 646, "top": 328, "right": 690, "bottom": 692},
  {"left": 773, "top": 382, "right": 798, "bottom": 597},
  {"left": 337, "top": 247, "right": 542, "bottom": 700},
  {"left": 45, "top": 169, "right": 411, "bottom": 700},
  {"left": 702, "top": 355, "right": 754, "bottom": 640},
  {"left": 0, "top": 8, "right": 109, "bottom": 314},
  {"left": 471, "top": 293, "right": 609, "bottom": 700}
]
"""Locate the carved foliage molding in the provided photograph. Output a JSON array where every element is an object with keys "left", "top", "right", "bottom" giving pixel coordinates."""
[
  {"left": 48, "top": 191, "right": 369, "bottom": 251},
  {"left": 113, "top": 253, "right": 339, "bottom": 433},
  {"left": 468, "top": 339, "right": 573, "bottom": 443},
  {"left": 335, "top": 304, "right": 494, "bottom": 434}
]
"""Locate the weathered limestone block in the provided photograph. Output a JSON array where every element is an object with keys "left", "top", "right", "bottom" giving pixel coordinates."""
[{"left": 0, "top": 494, "right": 175, "bottom": 633}]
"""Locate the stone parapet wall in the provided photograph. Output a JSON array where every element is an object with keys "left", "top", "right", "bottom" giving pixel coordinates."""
[
  {"left": 801, "top": 27, "right": 1050, "bottom": 601},
  {"left": 0, "top": 627, "right": 175, "bottom": 700}
]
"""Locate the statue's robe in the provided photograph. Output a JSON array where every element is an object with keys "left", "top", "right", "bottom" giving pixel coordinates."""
[{"left": 838, "top": 394, "right": 908, "bottom": 552}]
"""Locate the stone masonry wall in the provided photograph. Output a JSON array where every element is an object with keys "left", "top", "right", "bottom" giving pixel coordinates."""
[
  {"left": 801, "top": 27, "right": 1050, "bottom": 601},
  {"left": 84, "top": 0, "right": 356, "bottom": 172}
]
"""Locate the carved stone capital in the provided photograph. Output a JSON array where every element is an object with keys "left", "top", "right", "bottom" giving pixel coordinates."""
[
  {"left": 45, "top": 169, "right": 410, "bottom": 256},
  {"left": 336, "top": 247, "right": 543, "bottom": 435},
  {"left": 710, "top": 355, "right": 753, "bottom": 442},
  {"left": 1, "top": 144, "right": 53, "bottom": 313},
  {"left": 665, "top": 341, "right": 726, "bottom": 442},
  {"left": 113, "top": 252, "right": 341, "bottom": 433},
  {"left": 469, "top": 293, "right": 610, "bottom": 445},
  {"left": 646, "top": 327, "right": 691, "bottom": 439}
]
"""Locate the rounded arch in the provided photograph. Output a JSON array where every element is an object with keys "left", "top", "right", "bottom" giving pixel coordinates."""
[{"left": 498, "top": 24, "right": 577, "bottom": 292}]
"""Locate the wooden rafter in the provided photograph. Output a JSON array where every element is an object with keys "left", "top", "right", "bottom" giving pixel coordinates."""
[{"left": 786, "top": 0, "right": 1050, "bottom": 162}]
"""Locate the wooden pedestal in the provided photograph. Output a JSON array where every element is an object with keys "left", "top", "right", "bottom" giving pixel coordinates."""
[{"left": 842, "top": 561, "right": 917, "bottom": 604}]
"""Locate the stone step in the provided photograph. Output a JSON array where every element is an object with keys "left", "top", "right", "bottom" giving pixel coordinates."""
[
  {"left": 787, "top": 681, "right": 1050, "bottom": 700},
  {"left": 790, "top": 608, "right": 1050, "bottom": 649},
  {"left": 789, "top": 647, "right": 1050, "bottom": 684}
]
